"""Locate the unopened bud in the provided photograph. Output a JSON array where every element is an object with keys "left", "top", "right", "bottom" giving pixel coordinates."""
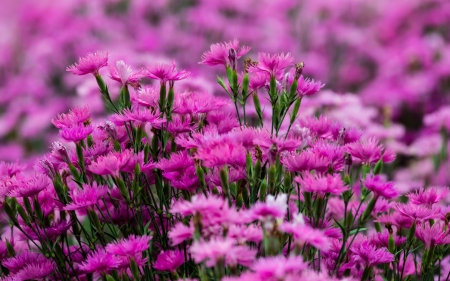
[
  {"left": 52, "top": 142, "right": 70, "bottom": 164},
  {"left": 39, "top": 158, "right": 58, "bottom": 179},
  {"left": 228, "top": 48, "right": 237, "bottom": 71},
  {"left": 344, "top": 152, "right": 352, "bottom": 176}
]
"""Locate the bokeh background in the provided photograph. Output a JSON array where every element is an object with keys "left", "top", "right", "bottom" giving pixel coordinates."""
[{"left": 2, "top": 0, "right": 450, "bottom": 189}]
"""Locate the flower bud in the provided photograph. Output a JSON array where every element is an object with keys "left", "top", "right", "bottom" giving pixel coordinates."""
[{"left": 228, "top": 48, "right": 237, "bottom": 71}]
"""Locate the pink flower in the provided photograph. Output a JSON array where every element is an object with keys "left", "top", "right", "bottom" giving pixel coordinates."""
[
  {"left": 350, "top": 241, "right": 394, "bottom": 267},
  {"left": 171, "top": 195, "right": 226, "bottom": 217},
  {"left": 133, "top": 86, "right": 160, "bottom": 108},
  {"left": 9, "top": 174, "right": 50, "bottom": 198},
  {"left": 52, "top": 105, "right": 91, "bottom": 129},
  {"left": 248, "top": 53, "right": 294, "bottom": 78},
  {"left": 281, "top": 151, "right": 328, "bottom": 173},
  {"left": 331, "top": 126, "right": 362, "bottom": 144},
  {"left": 169, "top": 222, "right": 194, "bottom": 246},
  {"left": 105, "top": 235, "right": 152, "bottom": 257},
  {"left": 79, "top": 249, "right": 120, "bottom": 274},
  {"left": 298, "top": 116, "right": 335, "bottom": 139},
  {"left": 66, "top": 51, "right": 108, "bottom": 75},
  {"left": 163, "top": 166, "right": 199, "bottom": 192},
  {"left": 370, "top": 231, "right": 406, "bottom": 248},
  {"left": 59, "top": 124, "right": 94, "bottom": 142},
  {"left": 280, "top": 214, "right": 331, "bottom": 252},
  {"left": 251, "top": 194, "right": 287, "bottom": 229},
  {"left": 249, "top": 72, "right": 269, "bottom": 92},
  {"left": 64, "top": 182, "right": 108, "bottom": 211},
  {"left": 363, "top": 175, "right": 398, "bottom": 199},
  {"left": 296, "top": 75, "right": 325, "bottom": 97},
  {"left": 3, "top": 251, "right": 49, "bottom": 274},
  {"left": 190, "top": 237, "right": 256, "bottom": 267},
  {"left": 173, "top": 92, "right": 227, "bottom": 115},
  {"left": 407, "top": 187, "right": 449, "bottom": 207},
  {"left": 109, "top": 60, "right": 144, "bottom": 88},
  {"left": 88, "top": 150, "right": 133, "bottom": 177},
  {"left": 195, "top": 138, "right": 246, "bottom": 168},
  {"left": 199, "top": 39, "right": 250, "bottom": 67},
  {"left": 294, "top": 173, "right": 347, "bottom": 196},
  {"left": 251, "top": 256, "right": 306, "bottom": 280},
  {"left": 157, "top": 151, "right": 194, "bottom": 172},
  {"left": 393, "top": 203, "right": 437, "bottom": 222},
  {"left": 153, "top": 250, "right": 185, "bottom": 272},
  {"left": 310, "top": 141, "right": 346, "bottom": 171},
  {"left": 14, "top": 259, "right": 56, "bottom": 280},
  {"left": 0, "top": 161, "right": 26, "bottom": 177},
  {"left": 346, "top": 138, "right": 396, "bottom": 164},
  {"left": 415, "top": 221, "right": 450, "bottom": 249},
  {"left": 111, "top": 107, "right": 165, "bottom": 127},
  {"left": 144, "top": 61, "right": 191, "bottom": 84}
]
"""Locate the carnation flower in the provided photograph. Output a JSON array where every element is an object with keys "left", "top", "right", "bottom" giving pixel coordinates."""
[
  {"left": 64, "top": 182, "right": 108, "bottom": 211},
  {"left": 79, "top": 249, "right": 120, "bottom": 274},
  {"left": 9, "top": 173, "right": 50, "bottom": 198},
  {"left": 52, "top": 105, "right": 91, "bottom": 129},
  {"left": 105, "top": 235, "right": 152, "bottom": 258},
  {"left": 363, "top": 175, "right": 398, "bottom": 199},
  {"left": 346, "top": 138, "right": 396, "bottom": 164},
  {"left": 248, "top": 52, "right": 294, "bottom": 78},
  {"left": 109, "top": 60, "right": 144, "bottom": 88},
  {"left": 407, "top": 187, "right": 449, "bottom": 207},
  {"left": 281, "top": 151, "right": 328, "bottom": 173},
  {"left": 294, "top": 173, "right": 347, "bottom": 196},
  {"left": 199, "top": 39, "right": 250, "bottom": 67},
  {"left": 88, "top": 150, "right": 133, "bottom": 177},
  {"left": 350, "top": 241, "right": 394, "bottom": 267},
  {"left": 153, "top": 250, "right": 185, "bottom": 272},
  {"left": 144, "top": 61, "right": 191, "bottom": 84},
  {"left": 59, "top": 124, "right": 94, "bottom": 142},
  {"left": 66, "top": 51, "right": 108, "bottom": 75},
  {"left": 415, "top": 221, "right": 450, "bottom": 249},
  {"left": 251, "top": 256, "right": 306, "bottom": 280},
  {"left": 296, "top": 75, "right": 325, "bottom": 96}
]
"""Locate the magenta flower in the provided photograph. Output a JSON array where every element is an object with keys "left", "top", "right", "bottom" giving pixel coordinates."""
[
  {"left": 248, "top": 52, "right": 294, "bottom": 78},
  {"left": 251, "top": 256, "right": 306, "bottom": 280},
  {"left": 195, "top": 138, "right": 246, "bottom": 168},
  {"left": 370, "top": 231, "right": 406, "bottom": 248},
  {"left": 199, "top": 39, "right": 250, "bottom": 67},
  {"left": 106, "top": 235, "right": 152, "bottom": 257},
  {"left": 363, "top": 175, "right": 398, "bottom": 199},
  {"left": 171, "top": 194, "right": 226, "bottom": 217},
  {"left": 144, "top": 61, "right": 191, "bottom": 84},
  {"left": 280, "top": 214, "right": 331, "bottom": 252},
  {"left": 415, "top": 221, "right": 450, "bottom": 249},
  {"left": 153, "top": 250, "right": 185, "bottom": 272},
  {"left": 64, "top": 182, "right": 108, "bottom": 211},
  {"left": 157, "top": 151, "right": 194, "bottom": 172},
  {"left": 350, "top": 241, "right": 394, "bottom": 267},
  {"left": 310, "top": 141, "right": 346, "bottom": 171},
  {"left": 346, "top": 138, "right": 396, "bottom": 164},
  {"left": 79, "top": 249, "right": 120, "bottom": 274},
  {"left": 296, "top": 75, "right": 325, "bottom": 97},
  {"left": 331, "top": 126, "right": 362, "bottom": 144},
  {"left": 52, "top": 105, "right": 91, "bottom": 129},
  {"left": 393, "top": 203, "right": 437, "bottom": 222},
  {"left": 173, "top": 92, "right": 227, "bottom": 115},
  {"left": 133, "top": 86, "right": 160, "bottom": 108},
  {"left": 109, "top": 60, "right": 144, "bottom": 88},
  {"left": 281, "top": 151, "right": 328, "bottom": 173},
  {"left": 111, "top": 107, "right": 165, "bottom": 127},
  {"left": 294, "top": 173, "right": 347, "bottom": 196},
  {"left": 169, "top": 222, "right": 194, "bottom": 246},
  {"left": 88, "top": 150, "right": 133, "bottom": 177},
  {"left": 14, "top": 259, "right": 56, "bottom": 280},
  {"left": 249, "top": 72, "right": 270, "bottom": 92},
  {"left": 66, "top": 51, "right": 108, "bottom": 75},
  {"left": 3, "top": 251, "right": 49, "bottom": 274},
  {"left": 9, "top": 174, "right": 50, "bottom": 198},
  {"left": 251, "top": 194, "right": 287, "bottom": 229},
  {"left": 407, "top": 187, "right": 449, "bottom": 207},
  {"left": 0, "top": 161, "right": 26, "bottom": 177},
  {"left": 298, "top": 116, "right": 335, "bottom": 139},
  {"left": 190, "top": 237, "right": 256, "bottom": 267},
  {"left": 59, "top": 124, "right": 94, "bottom": 142}
]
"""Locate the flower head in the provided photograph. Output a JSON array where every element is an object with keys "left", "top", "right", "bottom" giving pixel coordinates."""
[
  {"left": 363, "top": 175, "right": 398, "bottom": 199},
  {"left": 64, "top": 182, "right": 108, "bottom": 211},
  {"left": 79, "top": 249, "right": 120, "bottom": 274},
  {"left": 350, "top": 241, "right": 394, "bottom": 267},
  {"left": 105, "top": 235, "right": 152, "bottom": 257},
  {"left": 251, "top": 256, "right": 306, "bottom": 280},
  {"left": 88, "top": 150, "right": 133, "bottom": 177},
  {"left": 153, "top": 250, "right": 185, "bottom": 272},
  {"left": 59, "top": 124, "right": 94, "bottom": 142},
  {"left": 346, "top": 138, "right": 396, "bottom": 164},
  {"left": 109, "top": 60, "right": 144, "bottom": 88},
  {"left": 52, "top": 105, "right": 91, "bottom": 129},
  {"left": 294, "top": 173, "right": 347, "bottom": 196},
  {"left": 111, "top": 107, "right": 164, "bottom": 127},
  {"left": 66, "top": 51, "right": 108, "bottom": 75},
  {"left": 9, "top": 174, "right": 50, "bottom": 198},
  {"left": 248, "top": 53, "right": 294, "bottom": 78},
  {"left": 407, "top": 187, "right": 449, "bottom": 207},
  {"left": 393, "top": 203, "right": 437, "bottom": 222},
  {"left": 296, "top": 75, "right": 325, "bottom": 97},
  {"left": 199, "top": 39, "right": 250, "bottom": 67},
  {"left": 195, "top": 138, "right": 246, "bottom": 168},
  {"left": 144, "top": 61, "right": 190, "bottom": 84},
  {"left": 415, "top": 221, "right": 450, "bottom": 249},
  {"left": 281, "top": 151, "right": 328, "bottom": 173}
]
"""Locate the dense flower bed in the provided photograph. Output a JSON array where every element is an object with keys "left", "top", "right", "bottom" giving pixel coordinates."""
[{"left": 0, "top": 42, "right": 449, "bottom": 280}]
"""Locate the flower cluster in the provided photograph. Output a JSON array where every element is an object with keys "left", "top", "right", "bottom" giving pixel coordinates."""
[{"left": 0, "top": 41, "right": 449, "bottom": 281}]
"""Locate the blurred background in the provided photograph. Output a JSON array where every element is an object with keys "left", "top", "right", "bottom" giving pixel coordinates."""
[{"left": 1, "top": 0, "right": 450, "bottom": 188}]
